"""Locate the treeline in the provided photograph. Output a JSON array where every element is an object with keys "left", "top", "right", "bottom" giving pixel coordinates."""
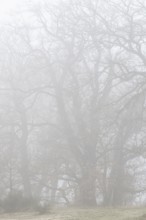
[{"left": 0, "top": 0, "right": 146, "bottom": 211}]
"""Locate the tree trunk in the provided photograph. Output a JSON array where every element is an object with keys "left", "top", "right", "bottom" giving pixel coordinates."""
[
  {"left": 78, "top": 165, "right": 97, "bottom": 207},
  {"left": 109, "top": 135, "right": 124, "bottom": 206},
  {"left": 16, "top": 101, "right": 32, "bottom": 199},
  {"left": 20, "top": 112, "right": 32, "bottom": 199}
]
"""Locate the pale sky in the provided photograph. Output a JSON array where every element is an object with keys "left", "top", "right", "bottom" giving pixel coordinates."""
[
  {"left": 0, "top": 0, "right": 27, "bottom": 22},
  {"left": 0, "top": 0, "right": 19, "bottom": 13}
]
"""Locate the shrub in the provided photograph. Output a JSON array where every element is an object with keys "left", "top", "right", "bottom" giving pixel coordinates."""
[{"left": 1, "top": 191, "right": 37, "bottom": 213}]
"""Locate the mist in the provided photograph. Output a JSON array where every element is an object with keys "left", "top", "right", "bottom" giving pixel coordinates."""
[{"left": 0, "top": 0, "right": 146, "bottom": 218}]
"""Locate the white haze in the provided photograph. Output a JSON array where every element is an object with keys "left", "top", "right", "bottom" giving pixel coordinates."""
[{"left": 0, "top": 0, "right": 146, "bottom": 215}]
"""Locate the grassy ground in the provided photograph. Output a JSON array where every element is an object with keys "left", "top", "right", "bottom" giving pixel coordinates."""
[{"left": 0, "top": 208, "right": 145, "bottom": 219}]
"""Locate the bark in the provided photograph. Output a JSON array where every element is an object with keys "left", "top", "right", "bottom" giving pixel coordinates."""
[
  {"left": 107, "top": 130, "right": 125, "bottom": 206},
  {"left": 78, "top": 165, "right": 97, "bottom": 207},
  {"left": 14, "top": 96, "right": 32, "bottom": 199},
  {"left": 50, "top": 72, "right": 97, "bottom": 206},
  {"left": 19, "top": 109, "right": 32, "bottom": 198}
]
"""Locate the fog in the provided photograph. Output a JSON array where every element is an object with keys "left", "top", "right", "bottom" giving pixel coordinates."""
[{"left": 0, "top": 0, "right": 146, "bottom": 214}]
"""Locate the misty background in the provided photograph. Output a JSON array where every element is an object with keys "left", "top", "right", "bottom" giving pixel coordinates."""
[{"left": 0, "top": 0, "right": 146, "bottom": 212}]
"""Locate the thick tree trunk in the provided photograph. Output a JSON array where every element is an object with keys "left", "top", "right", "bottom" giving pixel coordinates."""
[
  {"left": 20, "top": 143, "right": 31, "bottom": 199},
  {"left": 78, "top": 165, "right": 97, "bottom": 207},
  {"left": 17, "top": 101, "right": 32, "bottom": 199},
  {"left": 108, "top": 135, "right": 124, "bottom": 207},
  {"left": 12, "top": 89, "right": 32, "bottom": 199},
  {"left": 111, "top": 150, "right": 124, "bottom": 206},
  {"left": 51, "top": 74, "right": 97, "bottom": 207}
]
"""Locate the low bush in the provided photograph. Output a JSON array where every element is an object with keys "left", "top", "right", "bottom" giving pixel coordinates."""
[{"left": 1, "top": 192, "right": 37, "bottom": 213}]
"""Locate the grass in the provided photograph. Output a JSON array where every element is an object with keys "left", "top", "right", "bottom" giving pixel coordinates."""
[{"left": 0, "top": 207, "right": 145, "bottom": 219}]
